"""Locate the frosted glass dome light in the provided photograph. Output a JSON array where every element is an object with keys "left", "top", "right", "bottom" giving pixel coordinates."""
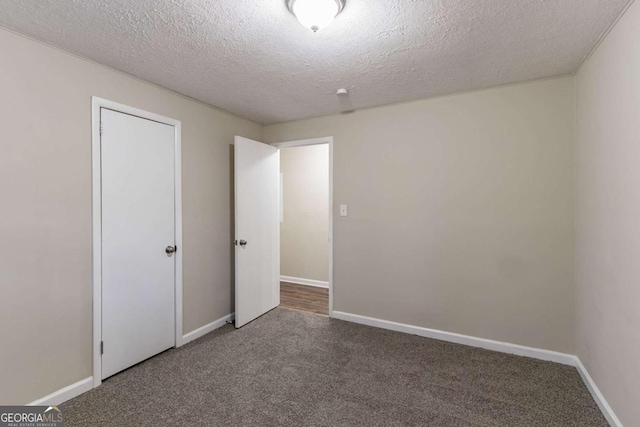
[{"left": 287, "top": 0, "right": 345, "bottom": 32}]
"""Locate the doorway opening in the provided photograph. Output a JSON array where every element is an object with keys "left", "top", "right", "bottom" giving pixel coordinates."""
[
  {"left": 277, "top": 143, "right": 330, "bottom": 316},
  {"left": 234, "top": 136, "right": 333, "bottom": 328}
]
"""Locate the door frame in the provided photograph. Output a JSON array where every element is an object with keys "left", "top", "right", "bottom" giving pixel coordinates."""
[
  {"left": 91, "top": 97, "right": 183, "bottom": 388},
  {"left": 270, "top": 137, "right": 334, "bottom": 317}
]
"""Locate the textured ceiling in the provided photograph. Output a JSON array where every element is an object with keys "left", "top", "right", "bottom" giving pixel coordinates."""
[{"left": 0, "top": 0, "right": 629, "bottom": 124}]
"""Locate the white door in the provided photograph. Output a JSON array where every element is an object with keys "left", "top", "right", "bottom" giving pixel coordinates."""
[
  {"left": 101, "top": 108, "right": 176, "bottom": 379},
  {"left": 234, "top": 136, "right": 280, "bottom": 328}
]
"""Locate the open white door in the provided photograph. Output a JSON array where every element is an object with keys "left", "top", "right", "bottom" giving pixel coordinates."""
[{"left": 234, "top": 136, "right": 280, "bottom": 328}]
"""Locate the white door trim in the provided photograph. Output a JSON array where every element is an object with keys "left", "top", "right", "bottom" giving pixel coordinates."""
[
  {"left": 271, "top": 137, "right": 334, "bottom": 317},
  {"left": 91, "top": 97, "right": 183, "bottom": 388}
]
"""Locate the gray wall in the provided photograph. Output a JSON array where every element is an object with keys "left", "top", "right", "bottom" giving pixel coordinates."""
[
  {"left": 0, "top": 28, "right": 262, "bottom": 405},
  {"left": 280, "top": 145, "right": 330, "bottom": 282},
  {"left": 575, "top": 1, "right": 640, "bottom": 425},
  {"left": 265, "top": 77, "right": 576, "bottom": 354}
]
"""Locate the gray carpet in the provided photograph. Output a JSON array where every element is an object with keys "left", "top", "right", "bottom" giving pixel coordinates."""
[{"left": 63, "top": 308, "right": 607, "bottom": 426}]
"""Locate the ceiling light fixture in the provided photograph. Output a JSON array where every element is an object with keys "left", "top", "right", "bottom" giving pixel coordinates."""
[{"left": 287, "top": 0, "right": 345, "bottom": 32}]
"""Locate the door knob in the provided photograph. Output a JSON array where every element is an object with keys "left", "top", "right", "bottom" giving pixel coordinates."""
[
  {"left": 165, "top": 245, "right": 177, "bottom": 255},
  {"left": 239, "top": 240, "right": 247, "bottom": 247}
]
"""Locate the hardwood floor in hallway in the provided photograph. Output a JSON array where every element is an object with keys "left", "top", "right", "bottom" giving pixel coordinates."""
[{"left": 279, "top": 282, "right": 328, "bottom": 315}]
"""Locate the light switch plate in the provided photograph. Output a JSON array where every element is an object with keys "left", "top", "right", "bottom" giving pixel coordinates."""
[{"left": 340, "top": 204, "right": 348, "bottom": 217}]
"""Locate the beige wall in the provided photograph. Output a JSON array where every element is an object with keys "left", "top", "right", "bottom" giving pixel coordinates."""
[
  {"left": 280, "top": 145, "right": 329, "bottom": 282},
  {"left": 575, "top": 1, "right": 640, "bottom": 425},
  {"left": 266, "top": 77, "right": 576, "bottom": 354},
  {"left": 0, "top": 28, "right": 262, "bottom": 405}
]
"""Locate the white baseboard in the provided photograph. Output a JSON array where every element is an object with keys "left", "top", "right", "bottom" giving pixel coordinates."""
[
  {"left": 574, "top": 357, "right": 623, "bottom": 427},
  {"left": 332, "top": 310, "right": 624, "bottom": 424},
  {"left": 23, "top": 311, "right": 622, "bottom": 426},
  {"left": 27, "top": 377, "right": 93, "bottom": 406},
  {"left": 25, "top": 314, "right": 234, "bottom": 406},
  {"left": 280, "top": 275, "right": 329, "bottom": 289},
  {"left": 182, "top": 312, "right": 234, "bottom": 345},
  {"left": 332, "top": 311, "right": 575, "bottom": 365}
]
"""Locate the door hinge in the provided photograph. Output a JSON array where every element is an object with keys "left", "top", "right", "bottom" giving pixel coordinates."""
[
  {"left": 100, "top": 341, "right": 104, "bottom": 355},
  {"left": 99, "top": 121, "right": 103, "bottom": 136}
]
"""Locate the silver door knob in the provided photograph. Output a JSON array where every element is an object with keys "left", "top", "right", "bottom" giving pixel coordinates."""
[
  {"left": 239, "top": 240, "right": 247, "bottom": 247},
  {"left": 165, "top": 245, "right": 177, "bottom": 255}
]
